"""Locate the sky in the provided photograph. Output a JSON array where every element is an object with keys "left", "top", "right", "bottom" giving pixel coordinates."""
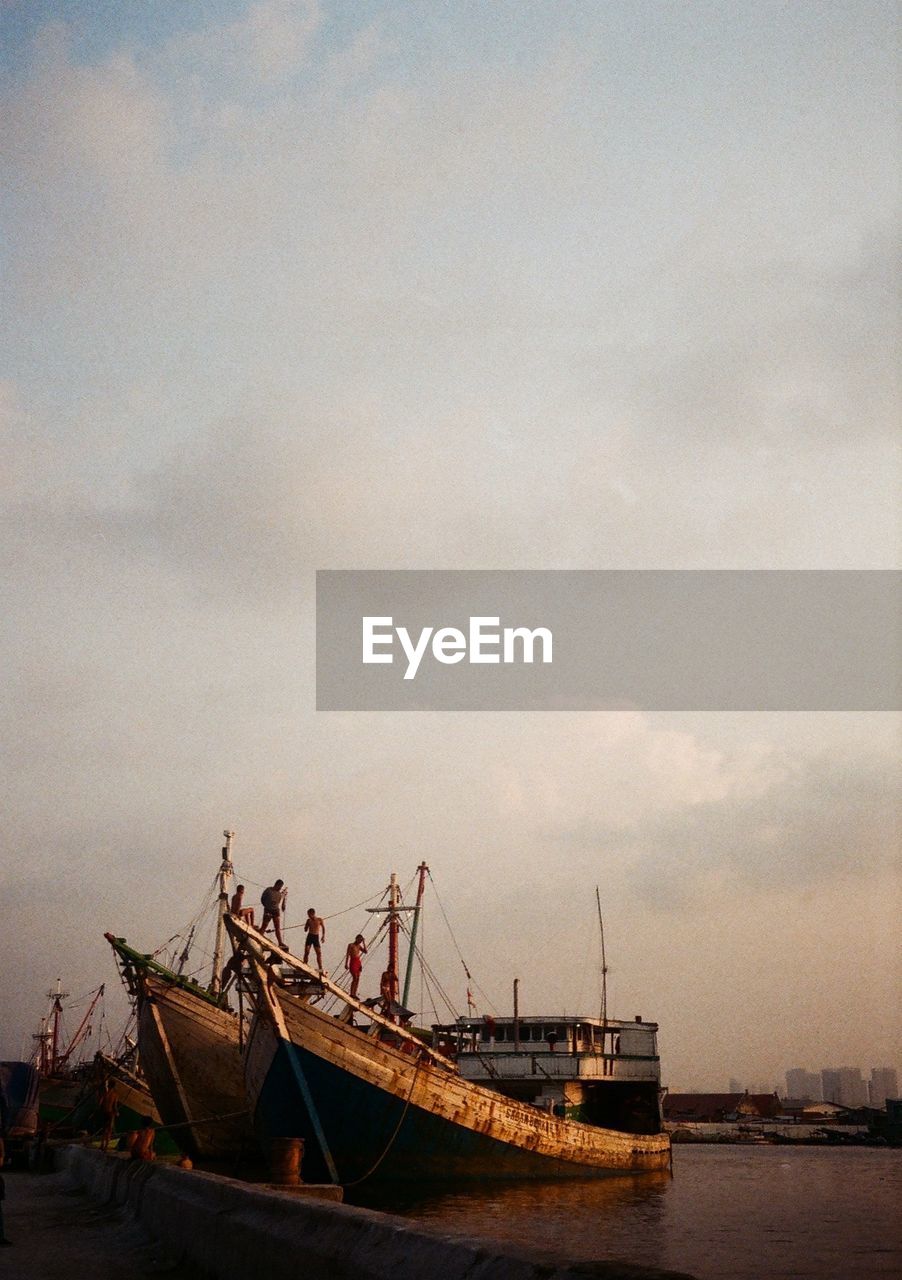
[{"left": 1, "top": 1, "right": 899, "bottom": 1092}]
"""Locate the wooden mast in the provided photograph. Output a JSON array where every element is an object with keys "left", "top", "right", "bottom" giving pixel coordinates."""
[
  {"left": 210, "top": 830, "right": 234, "bottom": 996},
  {"left": 366, "top": 871, "right": 416, "bottom": 1022},
  {"left": 49, "top": 979, "right": 68, "bottom": 1074},
  {"left": 387, "top": 872, "right": 399, "bottom": 999},
  {"left": 596, "top": 886, "right": 608, "bottom": 1049}
]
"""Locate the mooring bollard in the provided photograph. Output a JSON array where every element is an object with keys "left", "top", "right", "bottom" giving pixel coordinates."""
[{"left": 268, "top": 1136, "right": 304, "bottom": 1185}]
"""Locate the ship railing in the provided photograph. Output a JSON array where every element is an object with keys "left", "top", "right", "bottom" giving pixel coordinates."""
[{"left": 457, "top": 1052, "right": 660, "bottom": 1083}]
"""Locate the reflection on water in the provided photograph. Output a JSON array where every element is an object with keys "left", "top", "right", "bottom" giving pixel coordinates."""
[
  {"left": 351, "top": 1168, "right": 673, "bottom": 1275},
  {"left": 348, "top": 1147, "right": 902, "bottom": 1279}
]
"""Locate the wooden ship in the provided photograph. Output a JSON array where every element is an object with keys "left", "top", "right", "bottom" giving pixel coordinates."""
[
  {"left": 224, "top": 869, "right": 670, "bottom": 1185},
  {"left": 31, "top": 980, "right": 105, "bottom": 1133},
  {"left": 106, "top": 831, "right": 255, "bottom": 1161}
]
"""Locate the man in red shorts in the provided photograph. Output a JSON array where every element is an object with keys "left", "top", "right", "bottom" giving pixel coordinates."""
[{"left": 344, "top": 933, "right": 367, "bottom": 998}]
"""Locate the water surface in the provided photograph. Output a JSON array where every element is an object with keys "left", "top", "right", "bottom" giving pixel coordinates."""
[{"left": 350, "top": 1146, "right": 901, "bottom": 1279}]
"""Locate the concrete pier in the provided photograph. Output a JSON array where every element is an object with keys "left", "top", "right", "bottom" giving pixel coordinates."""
[
  {"left": 40, "top": 1146, "right": 697, "bottom": 1280},
  {"left": 0, "top": 1165, "right": 202, "bottom": 1278}
]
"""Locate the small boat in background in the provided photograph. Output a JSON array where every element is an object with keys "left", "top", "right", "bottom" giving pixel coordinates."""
[{"left": 32, "top": 980, "right": 105, "bottom": 1135}]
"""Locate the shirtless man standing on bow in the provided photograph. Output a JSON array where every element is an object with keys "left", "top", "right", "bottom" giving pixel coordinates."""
[{"left": 303, "top": 908, "right": 326, "bottom": 970}]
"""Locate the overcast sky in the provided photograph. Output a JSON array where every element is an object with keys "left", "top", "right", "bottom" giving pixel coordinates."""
[{"left": 1, "top": 1, "right": 899, "bottom": 1091}]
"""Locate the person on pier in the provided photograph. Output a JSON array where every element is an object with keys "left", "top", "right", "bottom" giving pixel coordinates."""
[
  {"left": 303, "top": 908, "right": 326, "bottom": 970},
  {"left": 260, "top": 880, "right": 287, "bottom": 947},
  {"left": 128, "top": 1117, "right": 156, "bottom": 1163},
  {"left": 344, "top": 934, "right": 368, "bottom": 998}
]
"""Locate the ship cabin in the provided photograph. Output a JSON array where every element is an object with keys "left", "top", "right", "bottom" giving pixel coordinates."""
[{"left": 431, "top": 1014, "right": 664, "bottom": 1135}]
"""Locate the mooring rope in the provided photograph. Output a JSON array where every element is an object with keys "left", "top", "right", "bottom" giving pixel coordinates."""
[{"left": 340, "top": 1054, "right": 423, "bottom": 1188}]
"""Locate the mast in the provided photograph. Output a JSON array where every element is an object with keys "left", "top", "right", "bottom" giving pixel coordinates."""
[
  {"left": 401, "top": 861, "right": 429, "bottom": 1009},
  {"left": 210, "top": 830, "right": 235, "bottom": 996},
  {"left": 596, "top": 886, "right": 608, "bottom": 1036},
  {"left": 387, "top": 872, "right": 399, "bottom": 1003},
  {"left": 366, "top": 871, "right": 415, "bottom": 1022},
  {"left": 513, "top": 978, "right": 520, "bottom": 1052},
  {"left": 49, "top": 978, "right": 68, "bottom": 1074},
  {"left": 56, "top": 985, "right": 104, "bottom": 1070},
  {"left": 33, "top": 1017, "right": 49, "bottom": 1075}
]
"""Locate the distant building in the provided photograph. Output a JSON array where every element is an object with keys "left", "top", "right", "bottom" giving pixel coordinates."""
[
  {"left": 665, "top": 1093, "right": 781, "bottom": 1123},
  {"left": 821, "top": 1069, "right": 841, "bottom": 1103},
  {"left": 728, "top": 1078, "right": 743, "bottom": 1093},
  {"left": 779, "top": 1098, "right": 851, "bottom": 1122},
  {"left": 786, "top": 1068, "right": 822, "bottom": 1101},
  {"left": 821, "top": 1067, "right": 868, "bottom": 1108},
  {"left": 869, "top": 1068, "right": 899, "bottom": 1108}
]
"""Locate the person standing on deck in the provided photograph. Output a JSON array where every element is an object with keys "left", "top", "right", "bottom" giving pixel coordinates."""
[
  {"left": 260, "top": 880, "right": 287, "bottom": 947},
  {"left": 303, "top": 908, "right": 326, "bottom": 970},
  {"left": 344, "top": 934, "right": 367, "bottom": 997}
]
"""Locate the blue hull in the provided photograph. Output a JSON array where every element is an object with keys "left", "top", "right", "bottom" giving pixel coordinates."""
[{"left": 255, "top": 1034, "right": 639, "bottom": 1184}]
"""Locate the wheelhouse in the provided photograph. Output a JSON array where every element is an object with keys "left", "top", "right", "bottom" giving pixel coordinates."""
[{"left": 431, "top": 1014, "right": 664, "bottom": 1135}]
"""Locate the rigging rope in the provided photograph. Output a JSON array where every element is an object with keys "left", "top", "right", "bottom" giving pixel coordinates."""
[{"left": 421, "top": 874, "right": 499, "bottom": 1016}]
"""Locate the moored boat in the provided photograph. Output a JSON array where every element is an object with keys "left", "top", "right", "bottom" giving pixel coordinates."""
[
  {"left": 225, "top": 873, "right": 671, "bottom": 1185},
  {"left": 32, "top": 981, "right": 105, "bottom": 1135},
  {"left": 105, "top": 831, "right": 256, "bottom": 1161}
]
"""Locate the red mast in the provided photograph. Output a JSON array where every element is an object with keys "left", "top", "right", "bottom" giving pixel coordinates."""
[
  {"left": 367, "top": 871, "right": 417, "bottom": 1022},
  {"left": 56, "top": 985, "right": 104, "bottom": 1071},
  {"left": 387, "top": 872, "right": 400, "bottom": 1006}
]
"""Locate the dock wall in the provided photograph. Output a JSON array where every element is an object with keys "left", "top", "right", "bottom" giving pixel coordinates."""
[
  {"left": 666, "top": 1121, "right": 871, "bottom": 1143},
  {"left": 58, "top": 1145, "right": 696, "bottom": 1280}
]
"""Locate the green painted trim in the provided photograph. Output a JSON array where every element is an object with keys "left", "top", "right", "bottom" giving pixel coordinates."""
[{"left": 106, "top": 936, "right": 222, "bottom": 1007}]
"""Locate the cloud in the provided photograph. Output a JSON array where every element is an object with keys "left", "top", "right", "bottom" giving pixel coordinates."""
[
  {"left": 163, "top": 0, "right": 321, "bottom": 90},
  {"left": 553, "top": 743, "right": 900, "bottom": 905}
]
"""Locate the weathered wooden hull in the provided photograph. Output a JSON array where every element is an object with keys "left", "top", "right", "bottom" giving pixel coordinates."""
[
  {"left": 245, "top": 989, "right": 671, "bottom": 1184},
  {"left": 136, "top": 975, "right": 254, "bottom": 1160}
]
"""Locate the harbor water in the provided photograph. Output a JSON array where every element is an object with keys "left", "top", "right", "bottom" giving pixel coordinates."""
[{"left": 350, "top": 1145, "right": 902, "bottom": 1279}]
